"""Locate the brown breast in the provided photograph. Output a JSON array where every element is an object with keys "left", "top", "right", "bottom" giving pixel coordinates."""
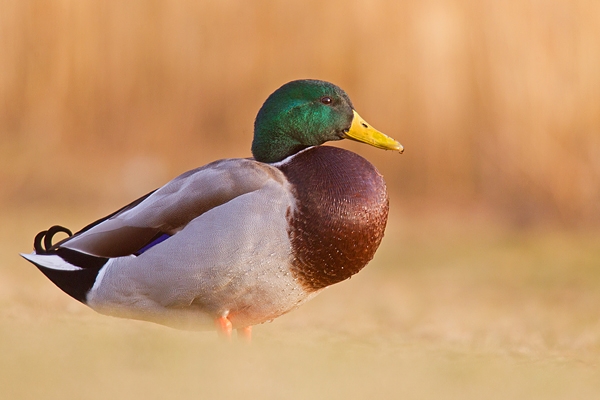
[{"left": 278, "top": 146, "right": 389, "bottom": 292}]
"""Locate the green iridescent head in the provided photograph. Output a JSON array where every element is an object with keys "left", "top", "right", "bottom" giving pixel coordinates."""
[{"left": 252, "top": 79, "right": 403, "bottom": 163}]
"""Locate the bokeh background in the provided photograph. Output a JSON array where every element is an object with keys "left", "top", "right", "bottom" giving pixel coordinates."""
[{"left": 2, "top": 1, "right": 600, "bottom": 399}]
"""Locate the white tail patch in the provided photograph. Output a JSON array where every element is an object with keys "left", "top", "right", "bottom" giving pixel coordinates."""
[
  {"left": 20, "top": 253, "right": 82, "bottom": 271},
  {"left": 89, "top": 259, "right": 112, "bottom": 294}
]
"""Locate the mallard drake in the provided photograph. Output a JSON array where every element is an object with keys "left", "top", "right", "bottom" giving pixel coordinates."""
[{"left": 21, "top": 79, "right": 403, "bottom": 339}]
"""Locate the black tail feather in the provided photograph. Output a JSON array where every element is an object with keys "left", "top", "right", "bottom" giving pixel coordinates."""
[
  {"left": 34, "top": 225, "right": 73, "bottom": 254},
  {"left": 23, "top": 244, "right": 108, "bottom": 304}
]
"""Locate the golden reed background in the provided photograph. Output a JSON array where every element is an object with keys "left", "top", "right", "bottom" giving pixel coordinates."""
[{"left": 1, "top": 0, "right": 599, "bottom": 226}]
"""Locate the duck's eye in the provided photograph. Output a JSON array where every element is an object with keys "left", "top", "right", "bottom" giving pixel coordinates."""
[{"left": 320, "top": 96, "right": 332, "bottom": 105}]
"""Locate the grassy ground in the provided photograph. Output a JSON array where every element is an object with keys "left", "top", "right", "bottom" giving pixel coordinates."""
[{"left": 2, "top": 204, "right": 600, "bottom": 399}]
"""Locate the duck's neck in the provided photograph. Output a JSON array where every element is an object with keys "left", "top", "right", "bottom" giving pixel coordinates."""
[
  {"left": 277, "top": 146, "right": 389, "bottom": 291},
  {"left": 252, "top": 129, "right": 310, "bottom": 163},
  {"left": 252, "top": 108, "right": 310, "bottom": 163}
]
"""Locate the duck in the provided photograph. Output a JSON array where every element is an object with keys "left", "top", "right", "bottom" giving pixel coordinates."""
[{"left": 21, "top": 79, "right": 403, "bottom": 339}]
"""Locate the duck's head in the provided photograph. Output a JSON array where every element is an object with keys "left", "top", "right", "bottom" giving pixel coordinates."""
[{"left": 252, "top": 79, "right": 404, "bottom": 163}]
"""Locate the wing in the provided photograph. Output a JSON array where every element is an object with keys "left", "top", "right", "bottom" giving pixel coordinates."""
[{"left": 57, "top": 158, "right": 287, "bottom": 258}]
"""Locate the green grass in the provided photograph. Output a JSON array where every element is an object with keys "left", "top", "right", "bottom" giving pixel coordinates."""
[{"left": 2, "top": 206, "right": 600, "bottom": 399}]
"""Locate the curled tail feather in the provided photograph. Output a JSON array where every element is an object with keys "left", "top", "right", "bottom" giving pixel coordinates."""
[
  {"left": 33, "top": 225, "right": 73, "bottom": 253},
  {"left": 22, "top": 225, "right": 108, "bottom": 304}
]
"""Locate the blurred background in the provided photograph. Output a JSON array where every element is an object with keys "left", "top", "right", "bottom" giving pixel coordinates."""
[
  {"left": 2, "top": 1, "right": 600, "bottom": 399},
  {"left": 1, "top": 0, "right": 599, "bottom": 226}
]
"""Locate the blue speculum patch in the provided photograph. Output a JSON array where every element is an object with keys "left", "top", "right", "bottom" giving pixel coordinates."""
[{"left": 136, "top": 233, "right": 171, "bottom": 255}]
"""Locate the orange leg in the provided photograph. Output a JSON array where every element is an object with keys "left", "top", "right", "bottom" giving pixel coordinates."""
[
  {"left": 237, "top": 326, "right": 252, "bottom": 342},
  {"left": 215, "top": 316, "right": 232, "bottom": 340}
]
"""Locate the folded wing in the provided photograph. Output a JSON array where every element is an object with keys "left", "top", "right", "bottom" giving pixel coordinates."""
[{"left": 59, "top": 158, "right": 286, "bottom": 257}]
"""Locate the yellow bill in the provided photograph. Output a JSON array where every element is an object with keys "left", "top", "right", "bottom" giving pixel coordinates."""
[{"left": 344, "top": 110, "right": 404, "bottom": 153}]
